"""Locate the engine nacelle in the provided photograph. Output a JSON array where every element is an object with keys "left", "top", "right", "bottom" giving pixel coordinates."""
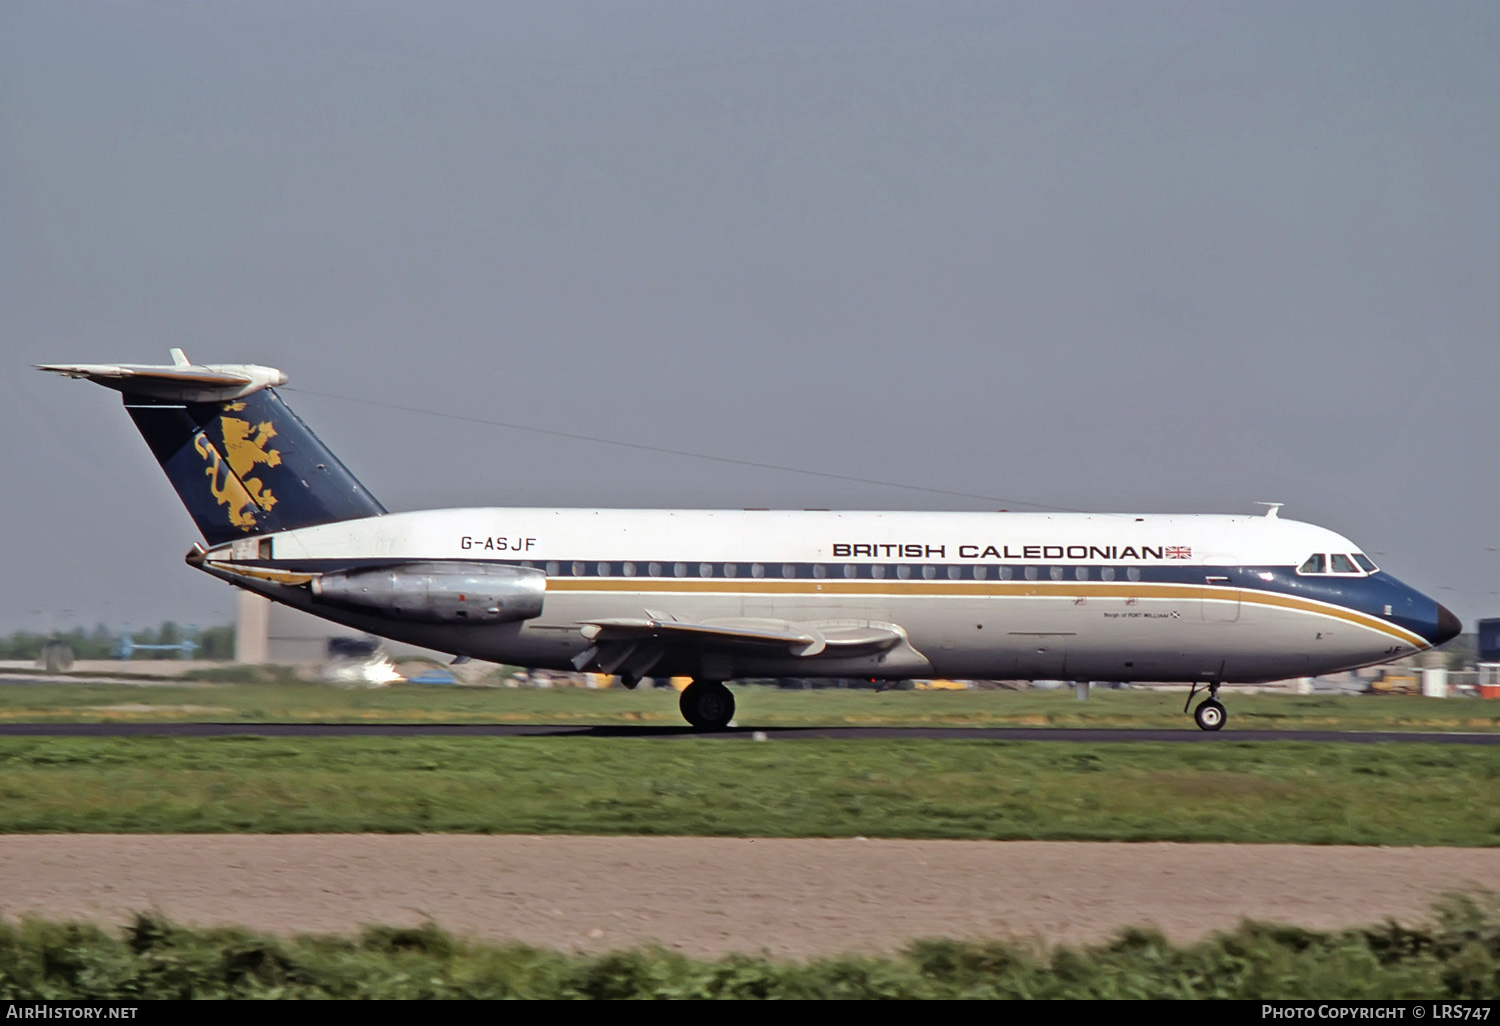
[{"left": 310, "top": 562, "right": 546, "bottom": 624}]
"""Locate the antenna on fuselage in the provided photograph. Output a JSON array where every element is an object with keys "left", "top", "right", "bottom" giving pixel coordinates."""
[{"left": 1255, "top": 502, "right": 1284, "bottom": 519}]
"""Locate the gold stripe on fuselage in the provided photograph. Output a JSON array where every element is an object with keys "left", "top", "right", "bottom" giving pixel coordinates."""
[
  {"left": 543, "top": 578, "right": 1430, "bottom": 649},
  {"left": 203, "top": 560, "right": 315, "bottom": 586}
]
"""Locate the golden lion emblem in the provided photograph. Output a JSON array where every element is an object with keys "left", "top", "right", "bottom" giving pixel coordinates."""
[{"left": 192, "top": 410, "right": 281, "bottom": 531}]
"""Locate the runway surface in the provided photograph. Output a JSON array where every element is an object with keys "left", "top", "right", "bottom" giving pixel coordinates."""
[{"left": 0, "top": 722, "right": 1496, "bottom": 743}]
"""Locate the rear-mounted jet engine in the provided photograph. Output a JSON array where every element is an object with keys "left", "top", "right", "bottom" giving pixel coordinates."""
[{"left": 309, "top": 562, "right": 546, "bottom": 624}]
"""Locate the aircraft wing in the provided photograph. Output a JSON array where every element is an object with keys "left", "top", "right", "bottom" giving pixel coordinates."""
[
  {"left": 572, "top": 613, "right": 904, "bottom": 675},
  {"left": 580, "top": 616, "right": 823, "bottom": 654}
]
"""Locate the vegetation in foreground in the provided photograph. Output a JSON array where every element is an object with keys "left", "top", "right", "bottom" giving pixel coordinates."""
[
  {"left": 1, "top": 679, "right": 1499, "bottom": 732},
  {"left": 3, "top": 896, "right": 1498, "bottom": 999},
  {"left": 0, "top": 736, "right": 1495, "bottom": 844}
]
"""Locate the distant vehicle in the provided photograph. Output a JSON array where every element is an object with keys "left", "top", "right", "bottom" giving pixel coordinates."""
[
  {"left": 1369, "top": 674, "right": 1420, "bottom": 696},
  {"left": 39, "top": 353, "right": 1461, "bottom": 731}
]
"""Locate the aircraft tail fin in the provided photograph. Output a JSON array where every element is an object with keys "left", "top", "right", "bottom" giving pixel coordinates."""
[{"left": 38, "top": 353, "right": 386, "bottom": 544}]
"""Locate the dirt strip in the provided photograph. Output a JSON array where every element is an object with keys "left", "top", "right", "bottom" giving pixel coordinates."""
[{"left": 0, "top": 835, "right": 1494, "bottom": 959}]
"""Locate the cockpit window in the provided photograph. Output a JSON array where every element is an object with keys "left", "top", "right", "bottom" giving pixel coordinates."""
[
  {"left": 1353, "top": 553, "right": 1378, "bottom": 573},
  {"left": 1299, "top": 552, "right": 1371, "bottom": 576}
]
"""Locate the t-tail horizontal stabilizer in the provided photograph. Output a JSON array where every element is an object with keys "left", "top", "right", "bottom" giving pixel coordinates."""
[
  {"left": 35, "top": 350, "right": 288, "bottom": 403},
  {"left": 38, "top": 350, "right": 386, "bottom": 545}
]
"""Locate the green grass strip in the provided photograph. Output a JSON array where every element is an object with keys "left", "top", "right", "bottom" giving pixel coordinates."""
[
  {"left": 3, "top": 896, "right": 1499, "bottom": 998},
  {"left": 2, "top": 681, "right": 1499, "bottom": 732},
  {"left": 0, "top": 736, "right": 1496, "bottom": 844}
]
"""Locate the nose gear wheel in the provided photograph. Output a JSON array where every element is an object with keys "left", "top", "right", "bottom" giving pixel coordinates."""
[
  {"left": 1194, "top": 698, "right": 1226, "bottom": 731},
  {"left": 1185, "top": 681, "right": 1227, "bottom": 731}
]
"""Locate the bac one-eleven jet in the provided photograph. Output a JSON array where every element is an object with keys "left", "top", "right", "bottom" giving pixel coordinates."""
[{"left": 38, "top": 352, "right": 1461, "bottom": 731}]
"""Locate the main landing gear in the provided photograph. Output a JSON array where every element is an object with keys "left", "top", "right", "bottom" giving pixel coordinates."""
[
  {"left": 1184, "top": 681, "right": 1226, "bottom": 731},
  {"left": 679, "top": 680, "right": 735, "bottom": 731}
]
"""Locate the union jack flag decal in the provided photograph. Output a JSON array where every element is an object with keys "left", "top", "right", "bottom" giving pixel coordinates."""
[{"left": 1164, "top": 546, "right": 1192, "bottom": 559}]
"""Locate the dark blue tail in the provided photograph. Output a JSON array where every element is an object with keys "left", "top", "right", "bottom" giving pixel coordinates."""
[{"left": 125, "top": 388, "right": 386, "bottom": 545}]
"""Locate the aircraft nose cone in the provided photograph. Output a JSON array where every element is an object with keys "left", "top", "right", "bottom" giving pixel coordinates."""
[{"left": 1432, "top": 603, "right": 1462, "bottom": 647}]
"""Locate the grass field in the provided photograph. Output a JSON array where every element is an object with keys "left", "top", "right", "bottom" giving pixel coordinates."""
[
  {"left": 4, "top": 898, "right": 1499, "bottom": 998},
  {"left": 0, "top": 734, "right": 1495, "bottom": 843},
  {"left": 2, "top": 677, "right": 1500, "bottom": 731},
  {"left": 2, "top": 680, "right": 1496, "bottom": 996},
  {"left": 2, "top": 680, "right": 1497, "bottom": 844}
]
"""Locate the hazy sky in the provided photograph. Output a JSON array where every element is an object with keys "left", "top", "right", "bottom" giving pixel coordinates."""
[{"left": 3, "top": 2, "right": 1499, "bottom": 635}]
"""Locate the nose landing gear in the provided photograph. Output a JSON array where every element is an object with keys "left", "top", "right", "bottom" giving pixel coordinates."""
[
  {"left": 1193, "top": 697, "right": 1226, "bottom": 731},
  {"left": 1185, "top": 681, "right": 1227, "bottom": 731}
]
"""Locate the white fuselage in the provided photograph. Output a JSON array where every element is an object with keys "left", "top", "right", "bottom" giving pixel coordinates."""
[{"left": 207, "top": 508, "right": 1443, "bottom": 684}]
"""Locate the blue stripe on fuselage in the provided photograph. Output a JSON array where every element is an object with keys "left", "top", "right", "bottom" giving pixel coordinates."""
[{"left": 1215, "top": 568, "right": 1444, "bottom": 646}]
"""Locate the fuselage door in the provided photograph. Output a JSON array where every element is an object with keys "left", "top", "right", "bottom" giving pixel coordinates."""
[{"left": 1199, "top": 560, "right": 1241, "bottom": 623}]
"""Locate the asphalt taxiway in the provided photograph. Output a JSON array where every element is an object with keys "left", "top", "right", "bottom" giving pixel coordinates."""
[{"left": 0, "top": 722, "right": 1495, "bottom": 743}]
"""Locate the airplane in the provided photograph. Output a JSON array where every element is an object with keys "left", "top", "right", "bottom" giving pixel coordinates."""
[{"left": 37, "top": 352, "right": 1462, "bottom": 731}]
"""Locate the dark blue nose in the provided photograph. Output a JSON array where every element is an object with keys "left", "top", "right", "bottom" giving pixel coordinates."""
[{"left": 1431, "top": 603, "right": 1462, "bottom": 647}]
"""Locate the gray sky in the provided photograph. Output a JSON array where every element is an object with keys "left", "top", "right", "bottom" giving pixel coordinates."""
[{"left": 3, "top": 1, "right": 1499, "bottom": 635}]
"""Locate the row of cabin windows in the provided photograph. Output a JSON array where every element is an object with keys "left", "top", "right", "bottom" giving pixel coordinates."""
[
  {"left": 522, "top": 561, "right": 1147, "bottom": 583},
  {"left": 1297, "top": 552, "right": 1378, "bottom": 576}
]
